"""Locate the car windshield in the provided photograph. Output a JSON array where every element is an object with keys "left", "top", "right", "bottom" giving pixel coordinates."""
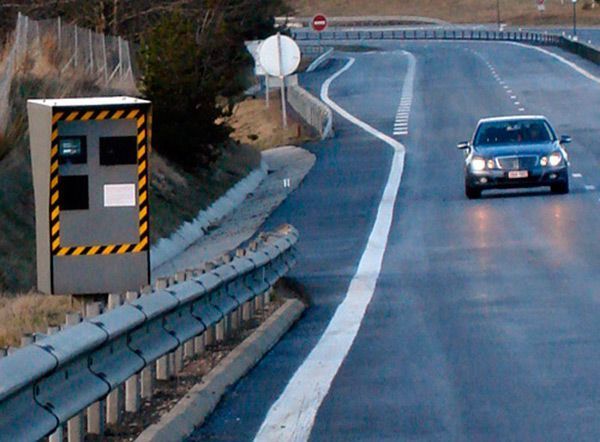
[{"left": 474, "top": 119, "right": 555, "bottom": 147}]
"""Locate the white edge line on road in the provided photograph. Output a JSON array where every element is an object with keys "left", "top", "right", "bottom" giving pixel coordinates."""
[
  {"left": 510, "top": 42, "right": 600, "bottom": 86},
  {"left": 254, "top": 52, "right": 414, "bottom": 442}
]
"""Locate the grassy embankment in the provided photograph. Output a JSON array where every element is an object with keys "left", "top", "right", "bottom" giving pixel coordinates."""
[{"left": 0, "top": 35, "right": 313, "bottom": 346}]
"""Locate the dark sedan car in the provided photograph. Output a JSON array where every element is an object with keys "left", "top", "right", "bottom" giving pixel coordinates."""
[{"left": 458, "top": 116, "right": 571, "bottom": 199}]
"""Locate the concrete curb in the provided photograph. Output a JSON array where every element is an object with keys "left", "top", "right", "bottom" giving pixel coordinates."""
[
  {"left": 287, "top": 85, "right": 334, "bottom": 140},
  {"left": 150, "top": 160, "right": 269, "bottom": 271},
  {"left": 306, "top": 48, "right": 334, "bottom": 72},
  {"left": 135, "top": 298, "right": 306, "bottom": 442}
]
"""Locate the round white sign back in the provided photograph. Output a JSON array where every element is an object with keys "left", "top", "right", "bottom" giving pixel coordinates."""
[{"left": 258, "top": 34, "right": 301, "bottom": 77}]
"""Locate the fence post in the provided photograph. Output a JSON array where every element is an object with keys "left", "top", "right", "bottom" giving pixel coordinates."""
[
  {"left": 74, "top": 25, "right": 78, "bottom": 68},
  {"left": 118, "top": 36, "right": 123, "bottom": 80},
  {"left": 102, "top": 34, "right": 108, "bottom": 85},
  {"left": 57, "top": 15, "right": 62, "bottom": 49},
  {"left": 23, "top": 15, "right": 29, "bottom": 58},
  {"left": 88, "top": 29, "right": 94, "bottom": 74}
]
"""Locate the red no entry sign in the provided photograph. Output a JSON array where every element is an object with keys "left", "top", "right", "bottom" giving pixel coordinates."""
[{"left": 312, "top": 14, "right": 328, "bottom": 32}]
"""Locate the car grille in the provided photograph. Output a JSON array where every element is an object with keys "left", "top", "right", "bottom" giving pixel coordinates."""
[{"left": 496, "top": 155, "right": 538, "bottom": 170}]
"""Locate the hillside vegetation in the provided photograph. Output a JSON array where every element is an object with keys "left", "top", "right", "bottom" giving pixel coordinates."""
[
  {"left": 0, "top": 1, "right": 291, "bottom": 292},
  {"left": 288, "top": 0, "right": 600, "bottom": 25}
]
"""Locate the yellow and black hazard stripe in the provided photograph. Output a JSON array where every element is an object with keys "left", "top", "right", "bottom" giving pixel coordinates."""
[{"left": 50, "top": 107, "right": 150, "bottom": 257}]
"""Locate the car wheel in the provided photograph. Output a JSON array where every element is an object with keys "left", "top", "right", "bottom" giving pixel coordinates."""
[
  {"left": 465, "top": 185, "right": 481, "bottom": 199},
  {"left": 551, "top": 180, "right": 569, "bottom": 194}
]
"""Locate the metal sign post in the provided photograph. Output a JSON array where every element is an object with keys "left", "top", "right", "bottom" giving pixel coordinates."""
[
  {"left": 265, "top": 75, "right": 270, "bottom": 108},
  {"left": 258, "top": 33, "right": 301, "bottom": 130},
  {"left": 276, "top": 33, "right": 288, "bottom": 128},
  {"left": 573, "top": 0, "right": 578, "bottom": 38},
  {"left": 537, "top": 0, "right": 546, "bottom": 12}
]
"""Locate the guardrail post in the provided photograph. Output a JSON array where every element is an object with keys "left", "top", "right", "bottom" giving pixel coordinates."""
[
  {"left": 194, "top": 333, "right": 205, "bottom": 355},
  {"left": 242, "top": 301, "right": 251, "bottom": 322},
  {"left": 174, "top": 346, "right": 184, "bottom": 373},
  {"left": 120, "top": 292, "right": 141, "bottom": 413},
  {"left": 106, "top": 294, "right": 123, "bottom": 425},
  {"left": 255, "top": 290, "right": 264, "bottom": 314},
  {"left": 20, "top": 333, "right": 34, "bottom": 347},
  {"left": 156, "top": 352, "right": 171, "bottom": 380},
  {"left": 141, "top": 362, "right": 154, "bottom": 399},
  {"left": 216, "top": 315, "right": 226, "bottom": 342},
  {"left": 64, "top": 312, "right": 85, "bottom": 442},
  {"left": 85, "top": 302, "right": 105, "bottom": 436},
  {"left": 155, "top": 278, "right": 173, "bottom": 380},
  {"left": 184, "top": 338, "right": 195, "bottom": 359},
  {"left": 46, "top": 324, "right": 65, "bottom": 442},
  {"left": 264, "top": 286, "right": 273, "bottom": 306},
  {"left": 124, "top": 291, "right": 142, "bottom": 412},
  {"left": 205, "top": 324, "right": 216, "bottom": 346}
]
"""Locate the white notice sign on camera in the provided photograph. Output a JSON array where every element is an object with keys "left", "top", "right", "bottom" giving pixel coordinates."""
[{"left": 104, "top": 184, "right": 136, "bottom": 207}]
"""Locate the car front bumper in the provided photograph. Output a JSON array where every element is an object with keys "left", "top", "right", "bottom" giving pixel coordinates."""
[{"left": 466, "top": 166, "right": 569, "bottom": 189}]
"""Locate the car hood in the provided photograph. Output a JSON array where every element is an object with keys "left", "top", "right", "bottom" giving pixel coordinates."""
[{"left": 474, "top": 142, "right": 559, "bottom": 157}]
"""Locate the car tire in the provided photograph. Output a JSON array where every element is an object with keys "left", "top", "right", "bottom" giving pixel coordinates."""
[
  {"left": 551, "top": 180, "right": 569, "bottom": 194},
  {"left": 465, "top": 185, "right": 481, "bottom": 199}
]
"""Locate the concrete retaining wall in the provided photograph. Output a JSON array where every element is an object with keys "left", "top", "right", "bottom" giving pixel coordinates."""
[
  {"left": 558, "top": 37, "right": 600, "bottom": 65},
  {"left": 287, "top": 85, "right": 333, "bottom": 140}
]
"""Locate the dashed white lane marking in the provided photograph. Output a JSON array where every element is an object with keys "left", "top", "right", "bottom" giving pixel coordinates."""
[
  {"left": 254, "top": 54, "right": 412, "bottom": 442},
  {"left": 392, "top": 54, "right": 416, "bottom": 136},
  {"left": 585, "top": 185, "right": 596, "bottom": 191},
  {"left": 573, "top": 173, "right": 583, "bottom": 178},
  {"left": 474, "top": 50, "right": 526, "bottom": 113}
]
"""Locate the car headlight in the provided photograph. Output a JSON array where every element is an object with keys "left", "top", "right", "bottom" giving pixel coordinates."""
[
  {"left": 540, "top": 156, "right": 548, "bottom": 167},
  {"left": 549, "top": 152, "right": 562, "bottom": 167},
  {"left": 471, "top": 157, "right": 486, "bottom": 171},
  {"left": 486, "top": 159, "right": 495, "bottom": 169}
]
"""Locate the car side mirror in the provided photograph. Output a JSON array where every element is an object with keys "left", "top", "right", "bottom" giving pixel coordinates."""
[
  {"left": 560, "top": 135, "right": 572, "bottom": 144},
  {"left": 457, "top": 141, "right": 470, "bottom": 150}
]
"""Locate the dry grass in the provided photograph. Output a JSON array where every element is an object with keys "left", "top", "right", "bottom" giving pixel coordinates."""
[
  {"left": 288, "top": 0, "right": 600, "bottom": 25},
  {"left": 227, "top": 91, "right": 314, "bottom": 151},
  {"left": 0, "top": 293, "right": 77, "bottom": 347}
]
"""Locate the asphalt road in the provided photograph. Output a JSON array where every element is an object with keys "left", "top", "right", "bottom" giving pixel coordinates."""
[{"left": 189, "top": 40, "right": 600, "bottom": 441}]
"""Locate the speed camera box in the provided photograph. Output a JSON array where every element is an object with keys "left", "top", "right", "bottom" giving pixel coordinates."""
[{"left": 27, "top": 97, "right": 151, "bottom": 295}]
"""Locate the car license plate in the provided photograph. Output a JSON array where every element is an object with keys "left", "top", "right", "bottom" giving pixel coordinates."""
[{"left": 508, "top": 170, "right": 528, "bottom": 179}]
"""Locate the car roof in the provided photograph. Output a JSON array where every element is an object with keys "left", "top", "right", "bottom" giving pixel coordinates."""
[{"left": 477, "top": 115, "right": 548, "bottom": 124}]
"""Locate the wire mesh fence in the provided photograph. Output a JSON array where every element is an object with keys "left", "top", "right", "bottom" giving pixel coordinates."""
[{"left": 0, "top": 13, "right": 137, "bottom": 135}]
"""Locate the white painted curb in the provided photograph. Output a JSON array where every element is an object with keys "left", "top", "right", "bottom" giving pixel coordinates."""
[
  {"left": 306, "top": 48, "right": 334, "bottom": 72},
  {"left": 135, "top": 299, "right": 306, "bottom": 442},
  {"left": 150, "top": 160, "right": 269, "bottom": 270},
  {"left": 287, "top": 85, "right": 334, "bottom": 140}
]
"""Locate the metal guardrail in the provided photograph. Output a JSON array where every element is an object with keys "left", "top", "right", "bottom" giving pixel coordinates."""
[
  {"left": 0, "top": 225, "right": 299, "bottom": 441},
  {"left": 292, "top": 29, "right": 562, "bottom": 45}
]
